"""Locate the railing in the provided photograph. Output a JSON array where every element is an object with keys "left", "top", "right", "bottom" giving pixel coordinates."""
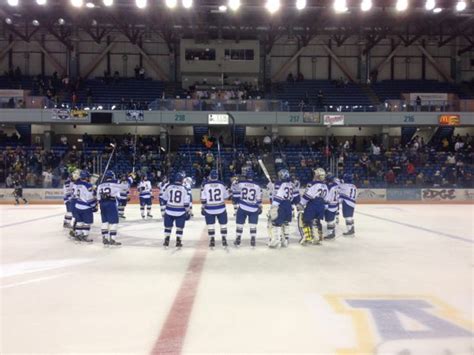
[{"left": 28, "top": 98, "right": 474, "bottom": 112}]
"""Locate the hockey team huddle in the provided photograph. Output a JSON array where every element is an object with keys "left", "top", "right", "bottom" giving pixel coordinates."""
[{"left": 62, "top": 166, "right": 357, "bottom": 249}]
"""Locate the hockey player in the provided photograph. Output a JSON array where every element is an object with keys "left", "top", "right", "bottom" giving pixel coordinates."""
[
  {"left": 138, "top": 175, "right": 153, "bottom": 219},
  {"left": 162, "top": 172, "right": 191, "bottom": 248},
  {"left": 324, "top": 173, "right": 340, "bottom": 240},
  {"left": 298, "top": 168, "right": 328, "bottom": 245},
  {"left": 97, "top": 171, "right": 122, "bottom": 246},
  {"left": 72, "top": 170, "right": 97, "bottom": 242},
  {"left": 63, "top": 173, "right": 73, "bottom": 228},
  {"left": 268, "top": 169, "right": 299, "bottom": 248},
  {"left": 234, "top": 169, "right": 263, "bottom": 248},
  {"left": 69, "top": 169, "right": 81, "bottom": 238},
  {"left": 12, "top": 178, "right": 28, "bottom": 205},
  {"left": 201, "top": 169, "right": 230, "bottom": 248},
  {"left": 158, "top": 175, "right": 170, "bottom": 218},
  {"left": 230, "top": 175, "right": 239, "bottom": 216},
  {"left": 117, "top": 173, "right": 133, "bottom": 219},
  {"left": 340, "top": 173, "right": 357, "bottom": 236},
  {"left": 183, "top": 175, "right": 194, "bottom": 219}
]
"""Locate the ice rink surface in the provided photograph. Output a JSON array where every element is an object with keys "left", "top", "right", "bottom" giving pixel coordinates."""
[{"left": 1, "top": 203, "right": 473, "bottom": 354}]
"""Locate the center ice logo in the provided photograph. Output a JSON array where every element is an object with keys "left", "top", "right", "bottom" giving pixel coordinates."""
[{"left": 326, "top": 295, "right": 473, "bottom": 355}]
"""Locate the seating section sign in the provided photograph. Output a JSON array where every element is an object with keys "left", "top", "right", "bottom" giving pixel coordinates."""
[{"left": 52, "top": 109, "right": 89, "bottom": 120}]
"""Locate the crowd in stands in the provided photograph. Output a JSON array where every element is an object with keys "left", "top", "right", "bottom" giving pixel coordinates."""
[
  {"left": 181, "top": 81, "right": 264, "bottom": 101},
  {"left": 0, "top": 129, "right": 472, "bottom": 189}
]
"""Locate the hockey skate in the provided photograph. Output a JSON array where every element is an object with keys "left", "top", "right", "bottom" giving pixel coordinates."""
[
  {"left": 209, "top": 237, "right": 215, "bottom": 248},
  {"left": 343, "top": 227, "right": 355, "bottom": 236},
  {"left": 233, "top": 236, "right": 241, "bottom": 247},
  {"left": 102, "top": 237, "right": 110, "bottom": 246},
  {"left": 163, "top": 237, "right": 170, "bottom": 248},
  {"left": 176, "top": 237, "right": 183, "bottom": 248},
  {"left": 109, "top": 239, "right": 122, "bottom": 246},
  {"left": 324, "top": 230, "right": 336, "bottom": 240},
  {"left": 250, "top": 236, "right": 256, "bottom": 248},
  {"left": 281, "top": 237, "right": 289, "bottom": 248},
  {"left": 222, "top": 237, "right": 228, "bottom": 248}
]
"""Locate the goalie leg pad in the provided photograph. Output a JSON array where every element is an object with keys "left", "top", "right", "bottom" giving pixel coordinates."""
[
  {"left": 268, "top": 225, "right": 281, "bottom": 248},
  {"left": 297, "top": 212, "right": 314, "bottom": 244}
]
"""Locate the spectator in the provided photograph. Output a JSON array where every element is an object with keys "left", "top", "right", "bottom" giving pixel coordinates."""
[
  {"left": 415, "top": 96, "right": 422, "bottom": 111},
  {"left": 134, "top": 65, "right": 140, "bottom": 79},
  {"left": 139, "top": 67, "right": 145, "bottom": 80},
  {"left": 385, "top": 169, "right": 396, "bottom": 185},
  {"left": 286, "top": 72, "right": 294, "bottom": 82},
  {"left": 42, "top": 169, "right": 53, "bottom": 188},
  {"left": 416, "top": 172, "right": 425, "bottom": 186},
  {"left": 446, "top": 153, "right": 456, "bottom": 165},
  {"left": 317, "top": 90, "right": 324, "bottom": 108}
]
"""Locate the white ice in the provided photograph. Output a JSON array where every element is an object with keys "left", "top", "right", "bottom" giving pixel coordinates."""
[{"left": 1, "top": 203, "right": 473, "bottom": 354}]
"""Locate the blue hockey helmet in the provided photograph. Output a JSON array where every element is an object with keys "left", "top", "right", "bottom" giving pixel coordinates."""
[
  {"left": 80, "top": 170, "right": 91, "bottom": 180},
  {"left": 174, "top": 171, "right": 186, "bottom": 183},
  {"left": 104, "top": 170, "right": 115, "bottom": 181},
  {"left": 277, "top": 169, "right": 290, "bottom": 181},
  {"left": 343, "top": 173, "right": 353, "bottom": 183},
  {"left": 209, "top": 169, "right": 219, "bottom": 181}
]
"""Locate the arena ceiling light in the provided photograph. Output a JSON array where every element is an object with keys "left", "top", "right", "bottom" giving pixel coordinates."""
[
  {"left": 360, "top": 0, "right": 372, "bottom": 11},
  {"left": 433, "top": 7, "right": 442, "bottom": 12},
  {"left": 333, "top": 0, "right": 348, "bottom": 13},
  {"left": 182, "top": 0, "right": 193, "bottom": 9},
  {"left": 58, "top": 17, "right": 65, "bottom": 25},
  {"left": 455, "top": 0, "right": 466, "bottom": 11},
  {"left": 136, "top": 0, "right": 147, "bottom": 8},
  {"left": 5, "top": 18, "right": 13, "bottom": 25},
  {"left": 425, "top": 0, "right": 435, "bottom": 10},
  {"left": 71, "top": 0, "right": 83, "bottom": 7},
  {"left": 165, "top": 0, "right": 177, "bottom": 8},
  {"left": 395, "top": 0, "right": 408, "bottom": 11},
  {"left": 228, "top": 0, "right": 240, "bottom": 11},
  {"left": 36, "top": 0, "right": 47, "bottom": 5},
  {"left": 296, "top": 0, "right": 306, "bottom": 10},
  {"left": 32, "top": 19, "right": 40, "bottom": 26},
  {"left": 7, "top": 0, "right": 19, "bottom": 7},
  {"left": 103, "top": 0, "right": 113, "bottom": 5},
  {"left": 265, "top": 0, "right": 281, "bottom": 14},
  {"left": 85, "top": 1, "right": 95, "bottom": 7}
]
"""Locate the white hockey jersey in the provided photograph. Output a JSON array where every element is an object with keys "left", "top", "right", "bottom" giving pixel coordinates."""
[
  {"left": 158, "top": 181, "right": 170, "bottom": 201},
  {"left": 138, "top": 180, "right": 152, "bottom": 199},
  {"left": 301, "top": 181, "right": 329, "bottom": 207},
  {"left": 63, "top": 178, "right": 73, "bottom": 203},
  {"left": 271, "top": 181, "right": 295, "bottom": 207},
  {"left": 231, "top": 180, "right": 240, "bottom": 200},
  {"left": 236, "top": 180, "right": 262, "bottom": 213},
  {"left": 201, "top": 181, "right": 229, "bottom": 215},
  {"left": 339, "top": 183, "right": 357, "bottom": 208},
  {"left": 97, "top": 180, "right": 121, "bottom": 202},
  {"left": 162, "top": 183, "right": 191, "bottom": 217},
  {"left": 326, "top": 182, "right": 340, "bottom": 212},
  {"left": 118, "top": 176, "right": 133, "bottom": 201},
  {"left": 73, "top": 180, "right": 96, "bottom": 210}
]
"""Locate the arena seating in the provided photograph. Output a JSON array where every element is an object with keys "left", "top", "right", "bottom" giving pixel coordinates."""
[{"left": 274, "top": 80, "right": 374, "bottom": 111}]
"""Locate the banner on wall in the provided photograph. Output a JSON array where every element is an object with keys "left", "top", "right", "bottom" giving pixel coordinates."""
[
  {"left": 357, "top": 189, "right": 387, "bottom": 201},
  {"left": 323, "top": 114, "right": 344, "bottom": 126},
  {"left": 52, "top": 109, "right": 89, "bottom": 120},
  {"left": 408, "top": 93, "right": 448, "bottom": 102},
  {"left": 422, "top": 188, "right": 474, "bottom": 201},
  {"left": 303, "top": 112, "right": 321, "bottom": 124},
  {"left": 126, "top": 110, "right": 144, "bottom": 122},
  {"left": 386, "top": 189, "right": 422, "bottom": 201}
]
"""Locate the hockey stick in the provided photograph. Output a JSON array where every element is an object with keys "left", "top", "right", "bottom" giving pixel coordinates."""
[
  {"left": 99, "top": 143, "right": 117, "bottom": 184},
  {"left": 132, "top": 116, "right": 138, "bottom": 173},
  {"left": 217, "top": 139, "right": 222, "bottom": 181},
  {"left": 257, "top": 159, "right": 272, "bottom": 183}
]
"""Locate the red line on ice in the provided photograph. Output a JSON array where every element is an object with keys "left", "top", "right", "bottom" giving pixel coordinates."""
[{"left": 150, "top": 231, "right": 208, "bottom": 354}]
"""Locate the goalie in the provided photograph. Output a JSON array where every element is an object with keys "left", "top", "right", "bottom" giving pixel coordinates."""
[
  {"left": 297, "top": 168, "right": 328, "bottom": 245},
  {"left": 268, "top": 169, "right": 300, "bottom": 248}
]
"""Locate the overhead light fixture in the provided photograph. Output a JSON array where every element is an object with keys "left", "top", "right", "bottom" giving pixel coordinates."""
[
  {"left": 218, "top": 4, "right": 227, "bottom": 11},
  {"left": 228, "top": 0, "right": 240, "bottom": 11},
  {"left": 136, "top": 0, "right": 147, "bottom": 8},
  {"left": 71, "top": 0, "right": 83, "bottom": 7},
  {"left": 36, "top": 0, "right": 47, "bottom": 5},
  {"left": 296, "top": 0, "right": 306, "bottom": 10},
  {"left": 396, "top": 0, "right": 408, "bottom": 11},
  {"left": 7, "top": 0, "right": 19, "bottom": 6},
  {"left": 425, "top": 0, "right": 435, "bottom": 10},
  {"left": 85, "top": 1, "right": 95, "bottom": 7},
  {"left": 361, "top": 0, "right": 372, "bottom": 11},
  {"left": 182, "top": 0, "right": 193, "bottom": 9},
  {"left": 455, "top": 0, "right": 466, "bottom": 11},
  {"left": 103, "top": 0, "right": 113, "bottom": 5},
  {"left": 91, "top": 19, "right": 98, "bottom": 26},
  {"left": 433, "top": 7, "right": 442, "bottom": 12},
  {"left": 265, "top": 0, "right": 280, "bottom": 14},
  {"left": 333, "top": 0, "right": 348, "bottom": 13},
  {"left": 165, "top": 0, "right": 177, "bottom": 8},
  {"left": 32, "top": 19, "right": 40, "bottom": 26},
  {"left": 5, "top": 18, "right": 13, "bottom": 25},
  {"left": 58, "top": 18, "right": 66, "bottom": 25}
]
